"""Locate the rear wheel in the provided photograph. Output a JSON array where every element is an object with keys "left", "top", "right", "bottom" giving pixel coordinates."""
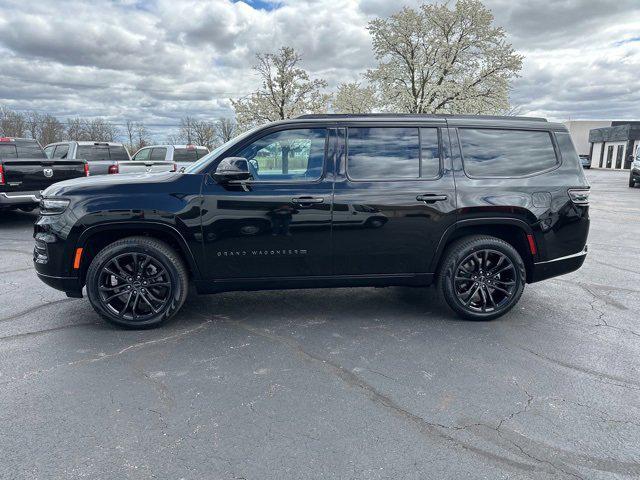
[
  {"left": 86, "top": 236, "right": 189, "bottom": 328},
  {"left": 439, "top": 235, "right": 526, "bottom": 321},
  {"left": 629, "top": 173, "right": 636, "bottom": 188}
]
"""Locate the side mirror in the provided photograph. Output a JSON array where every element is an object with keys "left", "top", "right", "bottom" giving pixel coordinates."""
[{"left": 213, "top": 157, "right": 252, "bottom": 183}]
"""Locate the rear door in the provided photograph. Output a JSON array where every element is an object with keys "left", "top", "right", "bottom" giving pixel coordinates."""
[{"left": 331, "top": 123, "right": 457, "bottom": 276}]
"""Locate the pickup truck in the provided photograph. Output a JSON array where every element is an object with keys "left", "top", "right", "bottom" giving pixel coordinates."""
[
  {"left": 1, "top": 137, "right": 87, "bottom": 212},
  {"left": 131, "top": 144, "right": 209, "bottom": 171},
  {"left": 44, "top": 141, "right": 176, "bottom": 175}
]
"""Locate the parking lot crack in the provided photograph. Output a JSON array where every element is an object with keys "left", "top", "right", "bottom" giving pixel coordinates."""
[{"left": 226, "top": 319, "right": 547, "bottom": 475}]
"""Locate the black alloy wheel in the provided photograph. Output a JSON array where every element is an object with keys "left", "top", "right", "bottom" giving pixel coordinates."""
[
  {"left": 453, "top": 249, "right": 517, "bottom": 314},
  {"left": 97, "top": 252, "right": 172, "bottom": 322},
  {"left": 86, "top": 236, "right": 188, "bottom": 328},
  {"left": 439, "top": 235, "right": 526, "bottom": 321}
]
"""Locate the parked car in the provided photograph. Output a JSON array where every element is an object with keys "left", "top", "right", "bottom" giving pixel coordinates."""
[
  {"left": 1, "top": 137, "right": 88, "bottom": 212},
  {"left": 34, "top": 114, "right": 590, "bottom": 328},
  {"left": 44, "top": 141, "right": 175, "bottom": 175},
  {"left": 131, "top": 144, "right": 209, "bottom": 171},
  {"left": 579, "top": 154, "right": 591, "bottom": 168},
  {"left": 629, "top": 154, "right": 640, "bottom": 187}
]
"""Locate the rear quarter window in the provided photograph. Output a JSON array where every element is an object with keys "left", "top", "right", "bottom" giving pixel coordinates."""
[
  {"left": 77, "top": 145, "right": 111, "bottom": 161},
  {"left": 109, "top": 146, "right": 130, "bottom": 161},
  {"left": 459, "top": 128, "right": 558, "bottom": 178},
  {"left": 15, "top": 141, "right": 45, "bottom": 158},
  {"left": 173, "top": 148, "right": 198, "bottom": 163}
]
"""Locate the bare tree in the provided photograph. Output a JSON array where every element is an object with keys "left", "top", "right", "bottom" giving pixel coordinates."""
[
  {"left": 39, "top": 114, "right": 65, "bottom": 145},
  {"left": 66, "top": 118, "right": 85, "bottom": 141},
  {"left": 178, "top": 116, "right": 195, "bottom": 144},
  {"left": 65, "top": 118, "right": 118, "bottom": 142},
  {"left": 231, "top": 46, "right": 330, "bottom": 131},
  {"left": 192, "top": 120, "right": 217, "bottom": 149},
  {"left": 332, "top": 82, "right": 378, "bottom": 114},
  {"left": 366, "top": 0, "right": 522, "bottom": 114},
  {"left": 0, "top": 106, "right": 27, "bottom": 137},
  {"left": 125, "top": 120, "right": 151, "bottom": 153},
  {"left": 25, "top": 111, "right": 42, "bottom": 141},
  {"left": 216, "top": 117, "right": 237, "bottom": 143}
]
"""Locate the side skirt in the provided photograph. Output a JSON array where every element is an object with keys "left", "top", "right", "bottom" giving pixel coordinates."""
[{"left": 194, "top": 273, "right": 434, "bottom": 294}]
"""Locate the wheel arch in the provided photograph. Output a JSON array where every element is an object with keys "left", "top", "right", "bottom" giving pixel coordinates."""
[
  {"left": 432, "top": 218, "right": 536, "bottom": 282},
  {"left": 75, "top": 222, "right": 201, "bottom": 285}
]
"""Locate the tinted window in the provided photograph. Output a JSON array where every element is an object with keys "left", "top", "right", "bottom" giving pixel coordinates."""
[
  {"left": 109, "top": 146, "right": 130, "bottom": 161},
  {"left": 134, "top": 148, "right": 151, "bottom": 161},
  {"left": 459, "top": 129, "right": 558, "bottom": 177},
  {"left": 15, "top": 141, "right": 45, "bottom": 158},
  {"left": 347, "top": 127, "right": 420, "bottom": 180},
  {"left": 44, "top": 145, "right": 55, "bottom": 158},
  {"left": 0, "top": 144, "right": 17, "bottom": 158},
  {"left": 237, "top": 128, "right": 326, "bottom": 181},
  {"left": 77, "top": 145, "right": 111, "bottom": 162},
  {"left": 150, "top": 148, "right": 167, "bottom": 161},
  {"left": 53, "top": 144, "right": 69, "bottom": 158},
  {"left": 555, "top": 132, "right": 581, "bottom": 168},
  {"left": 173, "top": 148, "right": 198, "bottom": 163},
  {"left": 420, "top": 128, "right": 441, "bottom": 178}
]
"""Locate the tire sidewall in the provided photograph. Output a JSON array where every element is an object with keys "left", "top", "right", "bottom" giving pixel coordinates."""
[
  {"left": 441, "top": 239, "right": 526, "bottom": 321},
  {"left": 86, "top": 243, "right": 184, "bottom": 328}
]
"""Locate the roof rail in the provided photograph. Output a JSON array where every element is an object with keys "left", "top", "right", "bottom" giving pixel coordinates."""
[{"left": 295, "top": 113, "right": 547, "bottom": 122}]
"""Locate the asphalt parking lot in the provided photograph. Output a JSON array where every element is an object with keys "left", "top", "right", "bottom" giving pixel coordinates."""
[{"left": 1, "top": 168, "right": 639, "bottom": 479}]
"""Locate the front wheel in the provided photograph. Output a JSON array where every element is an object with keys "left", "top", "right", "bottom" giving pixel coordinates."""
[
  {"left": 86, "top": 236, "right": 189, "bottom": 328},
  {"left": 629, "top": 174, "right": 637, "bottom": 188},
  {"left": 439, "top": 235, "right": 526, "bottom": 321}
]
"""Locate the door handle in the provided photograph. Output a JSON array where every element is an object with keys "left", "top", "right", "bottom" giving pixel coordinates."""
[
  {"left": 292, "top": 197, "right": 324, "bottom": 205},
  {"left": 416, "top": 194, "right": 448, "bottom": 203}
]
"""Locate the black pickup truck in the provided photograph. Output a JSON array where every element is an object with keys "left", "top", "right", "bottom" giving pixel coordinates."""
[{"left": 0, "top": 137, "right": 88, "bottom": 212}]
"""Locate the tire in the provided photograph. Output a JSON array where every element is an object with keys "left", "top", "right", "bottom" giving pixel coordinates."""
[
  {"left": 629, "top": 174, "right": 636, "bottom": 188},
  {"left": 438, "top": 235, "right": 526, "bottom": 321},
  {"left": 86, "top": 236, "right": 189, "bottom": 329}
]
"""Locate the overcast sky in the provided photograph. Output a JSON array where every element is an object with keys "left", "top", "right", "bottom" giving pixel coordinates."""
[{"left": 1, "top": 0, "right": 639, "bottom": 140}]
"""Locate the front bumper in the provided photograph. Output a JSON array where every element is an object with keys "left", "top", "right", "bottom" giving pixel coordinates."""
[
  {"left": 34, "top": 230, "right": 83, "bottom": 297},
  {"left": 530, "top": 246, "right": 588, "bottom": 283},
  {"left": 0, "top": 191, "right": 41, "bottom": 207},
  {"left": 35, "top": 272, "right": 82, "bottom": 297}
]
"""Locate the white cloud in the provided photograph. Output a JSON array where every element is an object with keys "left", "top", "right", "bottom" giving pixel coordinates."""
[{"left": 0, "top": 0, "right": 639, "bottom": 141}]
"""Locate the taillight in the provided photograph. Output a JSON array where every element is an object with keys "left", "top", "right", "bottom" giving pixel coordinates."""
[
  {"left": 108, "top": 163, "right": 119, "bottom": 174},
  {"left": 568, "top": 189, "right": 590, "bottom": 205},
  {"left": 171, "top": 163, "right": 177, "bottom": 172},
  {"left": 0, "top": 137, "right": 14, "bottom": 143},
  {"left": 84, "top": 163, "right": 90, "bottom": 177},
  {"left": 0, "top": 164, "right": 4, "bottom": 185}
]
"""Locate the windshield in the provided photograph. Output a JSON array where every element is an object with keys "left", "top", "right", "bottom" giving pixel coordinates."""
[{"left": 182, "top": 126, "right": 261, "bottom": 173}]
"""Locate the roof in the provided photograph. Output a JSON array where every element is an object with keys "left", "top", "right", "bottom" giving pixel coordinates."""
[
  {"left": 45, "top": 141, "right": 125, "bottom": 146},
  {"left": 297, "top": 113, "right": 548, "bottom": 122},
  {"left": 138, "top": 144, "right": 208, "bottom": 149},
  {"left": 285, "top": 113, "right": 565, "bottom": 131},
  {"left": 589, "top": 123, "right": 640, "bottom": 143}
]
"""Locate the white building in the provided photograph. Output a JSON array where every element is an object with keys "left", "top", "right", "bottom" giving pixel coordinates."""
[
  {"left": 564, "top": 120, "right": 611, "bottom": 156},
  {"left": 588, "top": 122, "right": 640, "bottom": 170}
]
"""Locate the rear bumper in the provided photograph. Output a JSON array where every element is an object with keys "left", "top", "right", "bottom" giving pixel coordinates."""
[
  {"left": 0, "top": 191, "right": 41, "bottom": 207},
  {"left": 530, "top": 246, "right": 588, "bottom": 283}
]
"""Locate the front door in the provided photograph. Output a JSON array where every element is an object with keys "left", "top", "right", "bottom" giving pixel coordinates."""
[
  {"left": 200, "top": 127, "right": 334, "bottom": 279},
  {"left": 331, "top": 124, "right": 457, "bottom": 276}
]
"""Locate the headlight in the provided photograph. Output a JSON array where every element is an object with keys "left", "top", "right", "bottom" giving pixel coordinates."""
[{"left": 40, "top": 198, "right": 70, "bottom": 215}]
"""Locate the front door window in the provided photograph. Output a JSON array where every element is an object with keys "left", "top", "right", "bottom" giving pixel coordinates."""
[{"left": 236, "top": 128, "right": 326, "bottom": 182}]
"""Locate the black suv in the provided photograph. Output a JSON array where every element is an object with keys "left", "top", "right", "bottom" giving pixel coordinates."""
[{"left": 34, "top": 114, "right": 590, "bottom": 328}]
